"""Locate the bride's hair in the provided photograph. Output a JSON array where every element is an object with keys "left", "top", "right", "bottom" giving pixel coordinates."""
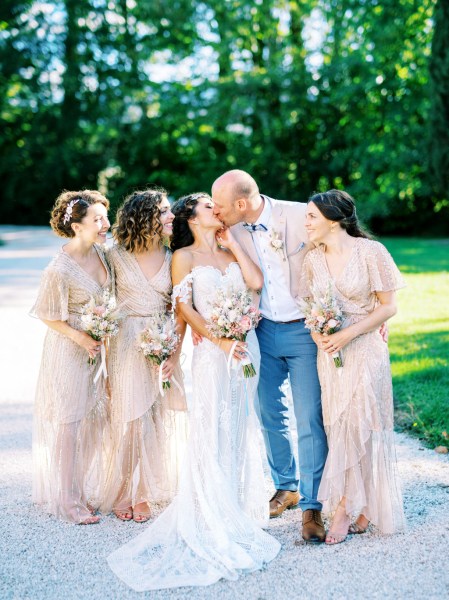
[
  {"left": 170, "top": 192, "right": 211, "bottom": 252},
  {"left": 309, "top": 190, "right": 372, "bottom": 239}
]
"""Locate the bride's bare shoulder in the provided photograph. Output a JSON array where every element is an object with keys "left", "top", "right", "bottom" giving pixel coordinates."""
[{"left": 172, "top": 247, "right": 194, "bottom": 275}]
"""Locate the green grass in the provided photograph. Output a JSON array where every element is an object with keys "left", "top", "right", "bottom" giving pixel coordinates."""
[{"left": 383, "top": 238, "right": 449, "bottom": 449}]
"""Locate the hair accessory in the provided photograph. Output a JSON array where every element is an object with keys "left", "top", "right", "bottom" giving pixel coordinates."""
[{"left": 63, "top": 199, "right": 80, "bottom": 224}]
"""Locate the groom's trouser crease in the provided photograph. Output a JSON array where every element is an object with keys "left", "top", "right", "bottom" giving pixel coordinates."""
[{"left": 255, "top": 318, "right": 327, "bottom": 511}]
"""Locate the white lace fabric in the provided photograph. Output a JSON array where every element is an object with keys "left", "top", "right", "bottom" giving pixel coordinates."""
[{"left": 108, "top": 263, "right": 280, "bottom": 590}]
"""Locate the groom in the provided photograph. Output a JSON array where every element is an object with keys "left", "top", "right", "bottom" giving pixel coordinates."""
[{"left": 211, "top": 169, "right": 328, "bottom": 543}]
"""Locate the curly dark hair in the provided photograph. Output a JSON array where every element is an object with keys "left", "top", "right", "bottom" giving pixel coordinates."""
[
  {"left": 308, "top": 190, "right": 372, "bottom": 239},
  {"left": 50, "top": 190, "right": 109, "bottom": 238},
  {"left": 170, "top": 192, "right": 211, "bottom": 253},
  {"left": 112, "top": 188, "right": 167, "bottom": 252}
]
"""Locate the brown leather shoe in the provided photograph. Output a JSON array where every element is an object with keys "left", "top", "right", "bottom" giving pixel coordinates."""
[
  {"left": 301, "top": 509, "right": 325, "bottom": 543},
  {"left": 269, "top": 490, "right": 300, "bottom": 518}
]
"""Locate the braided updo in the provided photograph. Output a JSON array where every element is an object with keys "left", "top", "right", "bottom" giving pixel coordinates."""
[
  {"left": 50, "top": 190, "right": 109, "bottom": 238},
  {"left": 170, "top": 192, "right": 211, "bottom": 252},
  {"left": 112, "top": 188, "right": 166, "bottom": 252},
  {"left": 308, "top": 190, "right": 372, "bottom": 239}
]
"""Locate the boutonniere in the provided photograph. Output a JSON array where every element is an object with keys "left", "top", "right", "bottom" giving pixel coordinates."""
[{"left": 270, "top": 230, "right": 286, "bottom": 260}]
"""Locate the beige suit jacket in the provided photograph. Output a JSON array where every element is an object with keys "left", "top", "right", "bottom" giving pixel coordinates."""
[{"left": 231, "top": 195, "right": 308, "bottom": 308}]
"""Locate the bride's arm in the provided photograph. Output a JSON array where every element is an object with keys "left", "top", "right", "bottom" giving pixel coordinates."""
[
  {"left": 216, "top": 228, "right": 263, "bottom": 291},
  {"left": 172, "top": 249, "right": 247, "bottom": 359}
]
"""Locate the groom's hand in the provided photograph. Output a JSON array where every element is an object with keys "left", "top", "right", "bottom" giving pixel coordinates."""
[{"left": 191, "top": 328, "right": 203, "bottom": 346}]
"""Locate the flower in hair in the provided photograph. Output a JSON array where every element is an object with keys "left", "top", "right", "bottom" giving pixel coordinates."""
[{"left": 63, "top": 199, "right": 80, "bottom": 224}]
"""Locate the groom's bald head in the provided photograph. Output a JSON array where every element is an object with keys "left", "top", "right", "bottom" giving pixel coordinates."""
[{"left": 211, "top": 170, "right": 261, "bottom": 226}]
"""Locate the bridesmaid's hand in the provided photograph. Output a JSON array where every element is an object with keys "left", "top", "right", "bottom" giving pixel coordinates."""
[
  {"left": 161, "top": 355, "right": 177, "bottom": 380},
  {"left": 379, "top": 322, "right": 389, "bottom": 343},
  {"left": 321, "top": 329, "right": 354, "bottom": 354},
  {"left": 74, "top": 331, "right": 102, "bottom": 359},
  {"left": 191, "top": 329, "right": 203, "bottom": 346},
  {"left": 310, "top": 332, "right": 323, "bottom": 346}
]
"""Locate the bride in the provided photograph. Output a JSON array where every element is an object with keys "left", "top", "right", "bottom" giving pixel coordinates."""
[{"left": 107, "top": 192, "right": 280, "bottom": 590}]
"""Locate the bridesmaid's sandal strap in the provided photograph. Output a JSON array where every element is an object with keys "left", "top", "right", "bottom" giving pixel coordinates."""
[
  {"left": 78, "top": 515, "right": 100, "bottom": 525},
  {"left": 133, "top": 512, "right": 151, "bottom": 523},
  {"left": 113, "top": 507, "right": 133, "bottom": 521},
  {"left": 325, "top": 532, "right": 347, "bottom": 545},
  {"left": 348, "top": 522, "right": 369, "bottom": 534}
]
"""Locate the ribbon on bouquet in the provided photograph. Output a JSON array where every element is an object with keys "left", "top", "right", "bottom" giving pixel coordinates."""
[
  {"left": 226, "top": 340, "right": 254, "bottom": 378},
  {"left": 226, "top": 340, "right": 254, "bottom": 416},
  {"left": 158, "top": 360, "right": 184, "bottom": 398},
  {"left": 93, "top": 342, "right": 108, "bottom": 384}
]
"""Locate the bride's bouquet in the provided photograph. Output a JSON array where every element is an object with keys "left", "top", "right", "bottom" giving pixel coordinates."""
[
  {"left": 80, "top": 290, "right": 120, "bottom": 380},
  {"left": 298, "top": 283, "right": 344, "bottom": 368},
  {"left": 138, "top": 313, "right": 180, "bottom": 391},
  {"left": 206, "top": 287, "right": 261, "bottom": 378}
]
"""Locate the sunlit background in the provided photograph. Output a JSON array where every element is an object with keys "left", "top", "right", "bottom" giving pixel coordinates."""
[{"left": 1, "top": 0, "right": 447, "bottom": 233}]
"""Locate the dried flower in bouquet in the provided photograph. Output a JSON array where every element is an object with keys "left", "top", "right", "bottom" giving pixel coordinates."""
[
  {"left": 139, "top": 313, "right": 180, "bottom": 391},
  {"left": 298, "top": 283, "right": 344, "bottom": 368}
]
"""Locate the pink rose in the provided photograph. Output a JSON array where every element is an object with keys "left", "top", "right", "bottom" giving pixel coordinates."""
[
  {"left": 94, "top": 305, "right": 106, "bottom": 316},
  {"left": 327, "top": 318, "right": 338, "bottom": 328},
  {"left": 239, "top": 315, "right": 252, "bottom": 331}
]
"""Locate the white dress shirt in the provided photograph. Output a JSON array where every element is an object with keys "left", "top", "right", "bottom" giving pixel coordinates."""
[{"left": 246, "top": 196, "right": 303, "bottom": 322}]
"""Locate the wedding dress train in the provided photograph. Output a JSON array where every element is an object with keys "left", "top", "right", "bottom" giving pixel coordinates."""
[{"left": 107, "top": 263, "right": 280, "bottom": 590}]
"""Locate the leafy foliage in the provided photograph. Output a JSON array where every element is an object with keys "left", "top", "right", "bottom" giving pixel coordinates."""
[{"left": 0, "top": 0, "right": 447, "bottom": 232}]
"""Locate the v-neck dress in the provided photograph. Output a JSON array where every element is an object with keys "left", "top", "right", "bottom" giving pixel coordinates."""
[
  {"left": 30, "top": 244, "right": 113, "bottom": 523},
  {"left": 102, "top": 245, "right": 187, "bottom": 513},
  {"left": 299, "top": 238, "right": 406, "bottom": 533}
]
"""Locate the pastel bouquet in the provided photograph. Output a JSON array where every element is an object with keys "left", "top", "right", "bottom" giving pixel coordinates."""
[
  {"left": 298, "top": 283, "right": 344, "bottom": 368},
  {"left": 80, "top": 290, "right": 120, "bottom": 367},
  {"left": 138, "top": 313, "right": 180, "bottom": 391},
  {"left": 206, "top": 287, "right": 261, "bottom": 377}
]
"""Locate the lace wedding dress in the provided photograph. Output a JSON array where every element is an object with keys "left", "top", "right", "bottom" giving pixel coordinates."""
[{"left": 108, "top": 263, "right": 280, "bottom": 591}]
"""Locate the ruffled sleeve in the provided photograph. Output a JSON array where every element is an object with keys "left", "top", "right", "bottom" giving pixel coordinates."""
[
  {"left": 30, "top": 266, "right": 69, "bottom": 321},
  {"left": 365, "top": 240, "right": 405, "bottom": 292},
  {"left": 172, "top": 273, "right": 193, "bottom": 310}
]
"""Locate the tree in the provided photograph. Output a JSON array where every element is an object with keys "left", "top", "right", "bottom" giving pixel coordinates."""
[{"left": 428, "top": 0, "right": 449, "bottom": 212}]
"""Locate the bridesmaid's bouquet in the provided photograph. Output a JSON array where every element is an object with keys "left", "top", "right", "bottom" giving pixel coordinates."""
[
  {"left": 80, "top": 291, "right": 120, "bottom": 381},
  {"left": 298, "top": 284, "right": 344, "bottom": 368},
  {"left": 138, "top": 313, "right": 180, "bottom": 390},
  {"left": 206, "top": 287, "right": 261, "bottom": 377}
]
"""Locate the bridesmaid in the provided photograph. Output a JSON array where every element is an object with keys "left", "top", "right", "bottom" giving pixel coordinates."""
[
  {"left": 299, "top": 189, "right": 406, "bottom": 544},
  {"left": 102, "top": 188, "right": 187, "bottom": 523},
  {"left": 31, "top": 189, "right": 112, "bottom": 524}
]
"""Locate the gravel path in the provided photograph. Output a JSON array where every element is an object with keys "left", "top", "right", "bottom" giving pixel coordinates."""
[{"left": 1, "top": 226, "right": 448, "bottom": 600}]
